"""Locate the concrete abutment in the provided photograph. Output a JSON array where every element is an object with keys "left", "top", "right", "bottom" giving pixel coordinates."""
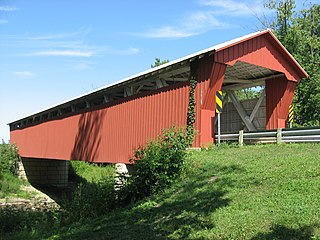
[{"left": 17, "top": 158, "right": 69, "bottom": 187}]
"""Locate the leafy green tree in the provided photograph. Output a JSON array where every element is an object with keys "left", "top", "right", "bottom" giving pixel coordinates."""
[
  {"left": 234, "top": 86, "right": 264, "bottom": 101},
  {"left": 151, "top": 58, "right": 169, "bottom": 68},
  {"left": 265, "top": 1, "right": 320, "bottom": 125},
  {"left": 265, "top": 0, "right": 296, "bottom": 46}
]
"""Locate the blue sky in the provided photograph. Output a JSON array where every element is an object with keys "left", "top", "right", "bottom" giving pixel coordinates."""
[{"left": 0, "top": 0, "right": 318, "bottom": 141}]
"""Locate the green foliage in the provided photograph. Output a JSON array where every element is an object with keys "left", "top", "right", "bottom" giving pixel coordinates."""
[
  {"left": 293, "top": 4, "right": 320, "bottom": 125},
  {"left": 0, "top": 162, "right": 117, "bottom": 237},
  {"left": 186, "top": 77, "right": 197, "bottom": 146},
  {"left": 265, "top": 1, "right": 320, "bottom": 125},
  {"left": 65, "top": 176, "right": 116, "bottom": 222},
  {"left": 11, "top": 143, "right": 320, "bottom": 239},
  {"left": 151, "top": 57, "right": 169, "bottom": 68},
  {"left": 0, "top": 143, "right": 27, "bottom": 198},
  {"left": 0, "top": 208, "right": 59, "bottom": 235},
  {"left": 265, "top": 0, "right": 296, "bottom": 44},
  {"left": 65, "top": 161, "right": 116, "bottom": 222},
  {"left": 234, "top": 86, "right": 264, "bottom": 101},
  {"left": 70, "top": 160, "right": 115, "bottom": 183},
  {"left": 0, "top": 142, "right": 19, "bottom": 175},
  {"left": 119, "top": 127, "right": 189, "bottom": 203},
  {"left": 0, "top": 172, "right": 22, "bottom": 198}
]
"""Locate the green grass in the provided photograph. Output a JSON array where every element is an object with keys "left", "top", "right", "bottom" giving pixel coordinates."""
[
  {"left": 3, "top": 143, "right": 320, "bottom": 239},
  {"left": 69, "top": 160, "right": 115, "bottom": 183},
  {"left": 0, "top": 172, "right": 33, "bottom": 199},
  {"left": 0, "top": 143, "right": 32, "bottom": 199}
]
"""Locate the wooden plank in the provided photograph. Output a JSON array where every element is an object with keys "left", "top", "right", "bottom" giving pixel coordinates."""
[
  {"left": 249, "top": 89, "right": 265, "bottom": 122},
  {"left": 228, "top": 90, "right": 256, "bottom": 131}
]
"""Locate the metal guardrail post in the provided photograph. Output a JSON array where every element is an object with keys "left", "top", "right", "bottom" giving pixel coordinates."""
[
  {"left": 277, "top": 128, "right": 282, "bottom": 144},
  {"left": 217, "top": 113, "right": 221, "bottom": 144},
  {"left": 239, "top": 130, "right": 244, "bottom": 146}
]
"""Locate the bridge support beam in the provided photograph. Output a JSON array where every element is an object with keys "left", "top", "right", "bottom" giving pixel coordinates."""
[{"left": 16, "top": 158, "right": 69, "bottom": 187}]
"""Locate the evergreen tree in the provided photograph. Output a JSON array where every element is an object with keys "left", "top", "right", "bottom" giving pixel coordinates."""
[{"left": 151, "top": 58, "right": 169, "bottom": 68}]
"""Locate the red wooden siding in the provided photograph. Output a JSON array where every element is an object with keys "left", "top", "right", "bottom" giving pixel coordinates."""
[
  {"left": 265, "top": 75, "right": 297, "bottom": 129},
  {"left": 214, "top": 31, "right": 306, "bottom": 131},
  {"left": 193, "top": 56, "right": 214, "bottom": 147},
  {"left": 200, "top": 62, "right": 227, "bottom": 145},
  {"left": 215, "top": 34, "right": 305, "bottom": 81},
  {"left": 11, "top": 83, "right": 190, "bottom": 163},
  {"left": 192, "top": 57, "right": 227, "bottom": 146},
  {"left": 202, "top": 62, "right": 227, "bottom": 111}
]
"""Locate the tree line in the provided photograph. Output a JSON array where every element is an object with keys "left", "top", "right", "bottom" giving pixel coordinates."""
[{"left": 264, "top": 0, "right": 320, "bottom": 126}]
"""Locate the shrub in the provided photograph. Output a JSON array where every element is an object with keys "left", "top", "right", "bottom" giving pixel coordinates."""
[
  {"left": 119, "top": 127, "right": 189, "bottom": 203},
  {"left": 0, "top": 142, "right": 19, "bottom": 175}
]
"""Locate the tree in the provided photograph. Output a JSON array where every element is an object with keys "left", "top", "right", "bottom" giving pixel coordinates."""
[
  {"left": 151, "top": 58, "right": 169, "bottom": 68},
  {"left": 293, "top": 4, "right": 320, "bottom": 125},
  {"left": 265, "top": 0, "right": 296, "bottom": 46},
  {"left": 265, "top": 1, "right": 320, "bottom": 126}
]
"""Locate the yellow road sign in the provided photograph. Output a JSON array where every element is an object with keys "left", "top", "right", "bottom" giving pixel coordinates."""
[
  {"left": 216, "top": 91, "right": 223, "bottom": 113},
  {"left": 288, "top": 104, "right": 294, "bottom": 123}
]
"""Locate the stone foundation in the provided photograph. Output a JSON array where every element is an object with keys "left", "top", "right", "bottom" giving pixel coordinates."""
[
  {"left": 114, "top": 163, "right": 135, "bottom": 189},
  {"left": 17, "top": 158, "right": 69, "bottom": 187}
]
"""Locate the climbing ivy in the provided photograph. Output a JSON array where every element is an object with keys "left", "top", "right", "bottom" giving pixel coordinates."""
[{"left": 186, "top": 76, "right": 197, "bottom": 146}]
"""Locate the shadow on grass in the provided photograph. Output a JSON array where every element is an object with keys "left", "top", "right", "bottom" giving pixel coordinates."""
[
  {"left": 53, "top": 164, "right": 245, "bottom": 240},
  {"left": 0, "top": 207, "right": 58, "bottom": 237},
  {"left": 251, "top": 224, "right": 318, "bottom": 240},
  {"left": 29, "top": 161, "right": 86, "bottom": 207},
  {"left": 1, "top": 162, "right": 245, "bottom": 239}
]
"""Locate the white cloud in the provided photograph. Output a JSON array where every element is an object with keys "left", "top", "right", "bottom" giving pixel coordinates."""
[
  {"left": 185, "top": 11, "right": 228, "bottom": 31},
  {"left": 140, "top": 26, "right": 194, "bottom": 38},
  {"left": 29, "top": 29, "right": 91, "bottom": 41},
  {"left": 30, "top": 33, "right": 79, "bottom": 41},
  {"left": 136, "top": 11, "right": 228, "bottom": 39},
  {"left": 199, "top": 0, "right": 266, "bottom": 16},
  {"left": 0, "top": 19, "right": 8, "bottom": 24},
  {"left": 29, "top": 47, "right": 139, "bottom": 57},
  {"left": 1, "top": 30, "right": 140, "bottom": 58},
  {"left": 134, "top": 0, "right": 269, "bottom": 39},
  {"left": 13, "top": 71, "right": 36, "bottom": 79},
  {"left": 0, "top": 6, "right": 19, "bottom": 11},
  {"left": 29, "top": 50, "right": 94, "bottom": 57}
]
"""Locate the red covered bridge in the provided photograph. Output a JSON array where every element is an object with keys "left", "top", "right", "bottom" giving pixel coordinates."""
[{"left": 9, "top": 29, "right": 308, "bottom": 186}]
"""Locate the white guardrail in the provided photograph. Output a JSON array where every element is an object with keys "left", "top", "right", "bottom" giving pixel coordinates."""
[{"left": 215, "top": 127, "right": 320, "bottom": 145}]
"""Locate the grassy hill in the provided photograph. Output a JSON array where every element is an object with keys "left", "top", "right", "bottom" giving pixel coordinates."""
[{"left": 3, "top": 143, "right": 320, "bottom": 239}]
